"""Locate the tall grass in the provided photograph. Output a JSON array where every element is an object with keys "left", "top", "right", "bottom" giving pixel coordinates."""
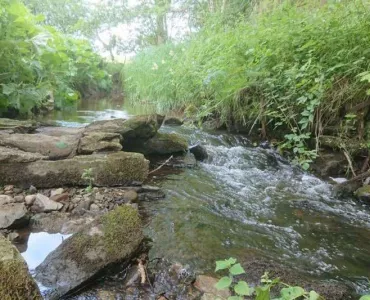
[{"left": 124, "top": 0, "right": 370, "bottom": 165}]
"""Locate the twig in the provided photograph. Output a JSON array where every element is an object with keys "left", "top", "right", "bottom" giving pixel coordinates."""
[
  {"left": 343, "top": 149, "right": 356, "bottom": 177},
  {"left": 137, "top": 259, "right": 146, "bottom": 284},
  {"left": 149, "top": 155, "right": 173, "bottom": 174}
]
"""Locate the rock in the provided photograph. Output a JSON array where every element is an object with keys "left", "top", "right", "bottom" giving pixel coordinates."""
[
  {"left": 13, "top": 195, "right": 24, "bottom": 203},
  {"left": 85, "top": 114, "right": 164, "bottom": 142},
  {"left": 168, "top": 152, "right": 197, "bottom": 168},
  {"left": 50, "top": 193, "right": 69, "bottom": 202},
  {"left": 50, "top": 188, "right": 64, "bottom": 198},
  {"left": 0, "top": 132, "right": 80, "bottom": 159},
  {"left": 4, "top": 185, "right": 13, "bottom": 192},
  {"left": 90, "top": 204, "right": 99, "bottom": 211},
  {"left": 0, "top": 118, "right": 38, "bottom": 133},
  {"left": 78, "top": 132, "right": 122, "bottom": 154},
  {"left": 0, "top": 203, "right": 29, "bottom": 229},
  {"left": 123, "top": 190, "right": 139, "bottom": 203},
  {"left": 35, "top": 126, "right": 83, "bottom": 137},
  {"left": 35, "top": 206, "right": 143, "bottom": 299},
  {"left": 355, "top": 185, "right": 370, "bottom": 201},
  {"left": 73, "top": 199, "right": 92, "bottom": 214},
  {"left": 29, "top": 185, "right": 37, "bottom": 193},
  {"left": 164, "top": 116, "right": 184, "bottom": 126},
  {"left": 0, "top": 152, "right": 149, "bottom": 188},
  {"left": 189, "top": 143, "right": 208, "bottom": 161},
  {"left": 140, "top": 185, "right": 161, "bottom": 192},
  {"left": 194, "top": 275, "right": 231, "bottom": 299},
  {"left": 311, "top": 152, "right": 347, "bottom": 178},
  {"left": 25, "top": 195, "right": 36, "bottom": 206},
  {"left": 0, "top": 235, "right": 42, "bottom": 299},
  {"left": 0, "top": 195, "right": 14, "bottom": 205},
  {"left": 32, "top": 193, "right": 63, "bottom": 213},
  {"left": 13, "top": 187, "right": 23, "bottom": 194},
  {"left": 125, "top": 132, "right": 188, "bottom": 155}
]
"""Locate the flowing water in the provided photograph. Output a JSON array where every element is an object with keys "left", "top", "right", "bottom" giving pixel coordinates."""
[{"left": 24, "top": 99, "right": 370, "bottom": 295}]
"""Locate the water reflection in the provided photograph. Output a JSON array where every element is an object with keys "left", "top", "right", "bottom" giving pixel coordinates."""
[{"left": 21, "top": 232, "right": 71, "bottom": 271}]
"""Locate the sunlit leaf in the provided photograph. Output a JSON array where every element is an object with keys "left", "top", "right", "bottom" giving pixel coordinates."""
[
  {"left": 215, "top": 276, "right": 232, "bottom": 290},
  {"left": 234, "top": 281, "right": 253, "bottom": 296},
  {"left": 229, "top": 263, "right": 245, "bottom": 275}
]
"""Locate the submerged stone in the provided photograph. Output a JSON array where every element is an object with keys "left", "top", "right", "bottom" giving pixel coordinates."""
[
  {"left": 35, "top": 205, "right": 143, "bottom": 299},
  {"left": 0, "top": 235, "right": 42, "bottom": 300}
]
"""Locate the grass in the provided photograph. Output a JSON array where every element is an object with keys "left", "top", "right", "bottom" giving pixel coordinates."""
[{"left": 124, "top": 0, "right": 370, "bottom": 166}]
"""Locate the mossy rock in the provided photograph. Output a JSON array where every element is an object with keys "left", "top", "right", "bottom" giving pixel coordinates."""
[
  {"left": 0, "top": 118, "right": 38, "bottom": 133},
  {"left": 355, "top": 185, "right": 370, "bottom": 201},
  {"left": 0, "top": 235, "right": 42, "bottom": 300},
  {"left": 124, "top": 132, "right": 188, "bottom": 155},
  {"left": 35, "top": 205, "right": 143, "bottom": 299}
]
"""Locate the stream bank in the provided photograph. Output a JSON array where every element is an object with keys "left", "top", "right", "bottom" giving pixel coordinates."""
[{"left": 1, "top": 100, "right": 370, "bottom": 299}]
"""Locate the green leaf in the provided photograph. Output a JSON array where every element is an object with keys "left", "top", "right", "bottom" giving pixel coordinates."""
[
  {"left": 55, "top": 141, "right": 68, "bottom": 149},
  {"left": 229, "top": 263, "right": 245, "bottom": 275},
  {"left": 359, "top": 296, "right": 370, "bottom": 300},
  {"left": 255, "top": 286, "right": 271, "bottom": 300},
  {"left": 309, "top": 291, "right": 321, "bottom": 300},
  {"left": 234, "top": 281, "right": 253, "bottom": 296},
  {"left": 215, "top": 276, "right": 233, "bottom": 290},
  {"left": 215, "top": 258, "right": 237, "bottom": 271},
  {"left": 280, "top": 286, "right": 306, "bottom": 299},
  {"left": 228, "top": 297, "right": 243, "bottom": 300}
]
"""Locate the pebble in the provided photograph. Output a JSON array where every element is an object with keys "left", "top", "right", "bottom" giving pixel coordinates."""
[
  {"left": 14, "top": 195, "right": 25, "bottom": 203},
  {"left": 50, "top": 193, "right": 69, "bottom": 202},
  {"left": 50, "top": 188, "right": 64, "bottom": 197},
  {"left": 29, "top": 185, "right": 37, "bottom": 194},
  {"left": 25, "top": 195, "right": 36, "bottom": 206},
  {"left": 90, "top": 204, "right": 99, "bottom": 211},
  {"left": 4, "top": 185, "right": 14, "bottom": 192}
]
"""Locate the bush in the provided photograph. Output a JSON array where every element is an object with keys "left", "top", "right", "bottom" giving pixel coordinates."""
[{"left": 0, "top": 0, "right": 111, "bottom": 116}]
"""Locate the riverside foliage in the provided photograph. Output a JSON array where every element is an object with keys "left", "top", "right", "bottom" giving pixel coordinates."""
[
  {"left": 0, "top": 0, "right": 111, "bottom": 116},
  {"left": 124, "top": 0, "right": 370, "bottom": 167}
]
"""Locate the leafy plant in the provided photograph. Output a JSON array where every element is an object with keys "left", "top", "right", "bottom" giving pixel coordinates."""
[
  {"left": 81, "top": 168, "right": 94, "bottom": 193},
  {"left": 214, "top": 258, "right": 323, "bottom": 300}
]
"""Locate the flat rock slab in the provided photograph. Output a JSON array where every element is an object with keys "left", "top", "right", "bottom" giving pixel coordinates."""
[
  {"left": 0, "top": 132, "right": 79, "bottom": 159},
  {"left": 0, "top": 146, "right": 47, "bottom": 163},
  {"left": 0, "top": 152, "right": 149, "bottom": 188}
]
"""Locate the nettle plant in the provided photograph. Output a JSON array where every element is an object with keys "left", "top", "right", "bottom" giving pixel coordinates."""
[{"left": 214, "top": 258, "right": 323, "bottom": 300}]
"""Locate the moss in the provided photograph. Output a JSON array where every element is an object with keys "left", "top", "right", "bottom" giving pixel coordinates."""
[
  {"left": 145, "top": 132, "right": 188, "bottom": 155},
  {"left": 101, "top": 205, "right": 142, "bottom": 259},
  {"left": 57, "top": 206, "right": 142, "bottom": 274},
  {"left": 355, "top": 185, "right": 370, "bottom": 199},
  {"left": 0, "top": 238, "right": 41, "bottom": 300}
]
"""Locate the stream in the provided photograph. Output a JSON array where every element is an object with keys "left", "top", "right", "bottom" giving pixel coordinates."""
[{"left": 19, "top": 99, "right": 370, "bottom": 297}]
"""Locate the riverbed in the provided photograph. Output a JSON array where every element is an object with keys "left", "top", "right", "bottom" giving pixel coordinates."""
[{"left": 19, "top": 99, "right": 370, "bottom": 297}]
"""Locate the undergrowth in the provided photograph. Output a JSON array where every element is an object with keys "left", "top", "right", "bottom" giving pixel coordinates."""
[{"left": 124, "top": 0, "right": 370, "bottom": 168}]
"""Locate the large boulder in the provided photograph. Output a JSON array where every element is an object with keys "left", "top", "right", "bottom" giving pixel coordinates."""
[
  {"left": 0, "top": 235, "right": 42, "bottom": 299},
  {"left": 85, "top": 114, "right": 164, "bottom": 142},
  {"left": 31, "top": 193, "right": 63, "bottom": 213},
  {"left": 35, "top": 205, "right": 143, "bottom": 299},
  {"left": 78, "top": 132, "right": 122, "bottom": 154},
  {"left": 0, "top": 203, "right": 29, "bottom": 229},
  {"left": 164, "top": 116, "right": 183, "bottom": 126},
  {"left": 0, "top": 152, "right": 149, "bottom": 188},
  {"left": 0, "top": 132, "right": 79, "bottom": 159},
  {"left": 124, "top": 132, "right": 188, "bottom": 155}
]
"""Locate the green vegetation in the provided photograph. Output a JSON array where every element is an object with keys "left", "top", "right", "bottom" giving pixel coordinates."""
[
  {"left": 81, "top": 168, "right": 94, "bottom": 192},
  {"left": 214, "top": 258, "right": 370, "bottom": 300},
  {"left": 124, "top": 0, "right": 370, "bottom": 168},
  {"left": 0, "top": 0, "right": 112, "bottom": 117}
]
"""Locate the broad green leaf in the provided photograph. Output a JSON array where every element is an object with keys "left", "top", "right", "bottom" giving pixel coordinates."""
[
  {"left": 228, "top": 296, "right": 243, "bottom": 300},
  {"left": 359, "top": 296, "right": 370, "bottom": 300},
  {"left": 234, "top": 281, "right": 253, "bottom": 296},
  {"left": 309, "top": 291, "right": 321, "bottom": 300},
  {"left": 215, "top": 276, "right": 232, "bottom": 290},
  {"left": 229, "top": 263, "right": 245, "bottom": 275},
  {"left": 280, "top": 286, "right": 306, "bottom": 299},
  {"left": 215, "top": 258, "right": 237, "bottom": 271},
  {"left": 255, "top": 286, "right": 271, "bottom": 300}
]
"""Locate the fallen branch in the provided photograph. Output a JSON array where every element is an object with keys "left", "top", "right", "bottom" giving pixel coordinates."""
[
  {"left": 148, "top": 155, "right": 173, "bottom": 174},
  {"left": 343, "top": 149, "right": 356, "bottom": 177},
  {"left": 137, "top": 259, "right": 146, "bottom": 284}
]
